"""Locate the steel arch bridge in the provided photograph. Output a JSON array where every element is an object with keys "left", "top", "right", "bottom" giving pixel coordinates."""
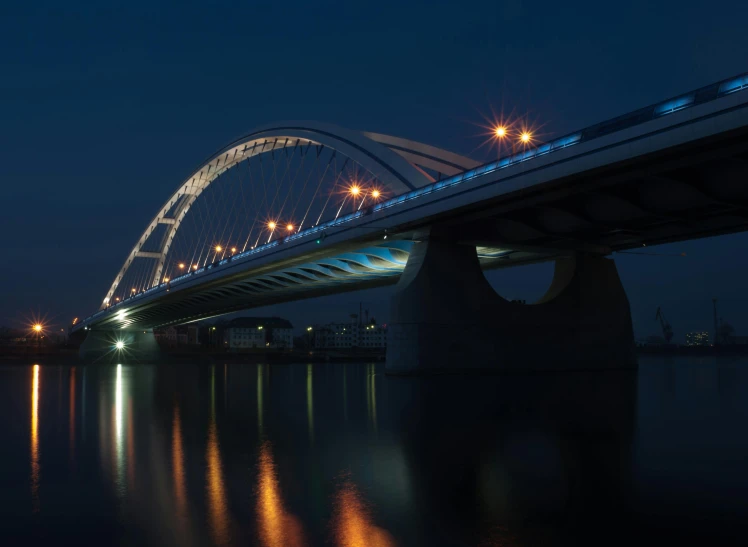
[
  {"left": 94, "top": 122, "right": 482, "bottom": 324},
  {"left": 74, "top": 71, "right": 748, "bottom": 344}
]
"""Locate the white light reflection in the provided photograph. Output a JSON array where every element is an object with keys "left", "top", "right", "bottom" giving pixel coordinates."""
[
  {"left": 306, "top": 365, "right": 314, "bottom": 444},
  {"left": 114, "top": 364, "right": 126, "bottom": 497}
]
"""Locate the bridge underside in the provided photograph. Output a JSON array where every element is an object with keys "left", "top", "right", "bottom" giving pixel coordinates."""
[
  {"left": 441, "top": 128, "right": 748, "bottom": 255},
  {"left": 85, "top": 241, "right": 547, "bottom": 332}
]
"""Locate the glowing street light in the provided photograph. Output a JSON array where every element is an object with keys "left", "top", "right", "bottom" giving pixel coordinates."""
[
  {"left": 115, "top": 341, "right": 125, "bottom": 350},
  {"left": 495, "top": 126, "right": 507, "bottom": 138},
  {"left": 267, "top": 221, "right": 277, "bottom": 230},
  {"left": 115, "top": 297, "right": 120, "bottom": 302},
  {"left": 215, "top": 245, "right": 222, "bottom": 252},
  {"left": 163, "top": 277, "right": 169, "bottom": 283},
  {"left": 286, "top": 223, "right": 294, "bottom": 232},
  {"left": 349, "top": 185, "right": 361, "bottom": 196},
  {"left": 33, "top": 324, "right": 42, "bottom": 333},
  {"left": 520, "top": 131, "right": 532, "bottom": 143},
  {"left": 371, "top": 189, "right": 381, "bottom": 199},
  {"left": 231, "top": 247, "right": 237, "bottom": 253},
  {"left": 131, "top": 288, "right": 136, "bottom": 293},
  {"left": 178, "top": 263, "right": 185, "bottom": 270}
]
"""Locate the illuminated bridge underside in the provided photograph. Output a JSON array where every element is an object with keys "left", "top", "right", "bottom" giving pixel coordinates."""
[{"left": 95, "top": 242, "right": 512, "bottom": 330}]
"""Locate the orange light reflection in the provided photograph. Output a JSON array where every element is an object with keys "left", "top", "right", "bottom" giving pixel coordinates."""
[
  {"left": 256, "top": 442, "right": 305, "bottom": 547},
  {"left": 333, "top": 478, "right": 395, "bottom": 547},
  {"left": 31, "top": 364, "right": 40, "bottom": 513},
  {"left": 206, "top": 367, "right": 230, "bottom": 545},
  {"left": 172, "top": 404, "right": 188, "bottom": 523}
]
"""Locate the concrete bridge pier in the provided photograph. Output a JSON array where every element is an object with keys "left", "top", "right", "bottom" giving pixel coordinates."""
[
  {"left": 385, "top": 235, "right": 637, "bottom": 374},
  {"left": 79, "top": 328, "right": 161, "bottom": 363}
]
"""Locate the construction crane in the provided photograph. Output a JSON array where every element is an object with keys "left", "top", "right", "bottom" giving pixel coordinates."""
[{"left": 655, "top": 307, "right": 674, "bottom": 343}]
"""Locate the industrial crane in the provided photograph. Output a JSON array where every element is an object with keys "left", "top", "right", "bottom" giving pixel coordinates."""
[{"left": 655, "top": 307, "right": 674, "bottom": 343}]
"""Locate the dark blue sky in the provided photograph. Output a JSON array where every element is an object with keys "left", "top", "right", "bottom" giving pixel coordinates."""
[{"left": 2, "top": 0, "right": 748, "bottom": 341}]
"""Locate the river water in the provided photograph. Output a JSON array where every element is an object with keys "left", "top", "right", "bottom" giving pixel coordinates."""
[{"left": 0, "top": 357, "right": 746, "bottom": 546}]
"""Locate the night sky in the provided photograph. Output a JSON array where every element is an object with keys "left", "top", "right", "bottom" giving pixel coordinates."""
[{"left": 2, "top": 1, "right": 748, "bottom": 342}]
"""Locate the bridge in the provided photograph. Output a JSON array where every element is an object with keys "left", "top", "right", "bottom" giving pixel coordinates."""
[{"left": 75, "top": 72, "right": 748, "bottom": 372}]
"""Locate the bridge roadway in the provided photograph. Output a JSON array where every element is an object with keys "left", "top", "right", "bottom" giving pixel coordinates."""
[{"left": 76, "top": 73, "right": 748, "bottom": 372}]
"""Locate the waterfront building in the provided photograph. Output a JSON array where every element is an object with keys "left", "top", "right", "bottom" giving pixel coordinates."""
[
  {"left": 685, "top": 332, "right": 710, "bottom": 346},
  {"left": 155, "top": 325, "right": 200, "bottom": 347},
  {"left": 223, "top": 317, "right": 293, "bottom": 349},
  {"left": 313, "top": 320, "right": 387, "bottom": 349}
]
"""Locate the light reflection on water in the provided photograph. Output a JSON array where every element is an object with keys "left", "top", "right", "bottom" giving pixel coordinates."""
[
  {"left": 3, "top": 358, "right": 748, "bottom": 546},
  {"left": 68, "top": 367, "right": 75, "bottom": 464},
  {"left": 114, "top": 364, "right": 125, "bottom": 498},
  {"left": 306, "top": 364, "right": 314, "bottom": 443},
  {"left": 332, "top": 477, "right": 395, "bottom": 547},
  {"left": 206, "top": 365, "right": 231, "bottom": 545},
  {"left": 30, "top": 364, "right": 40, "bottom": 513},
  {"left": 256, "top": 441, "right": 305, "bottom": 547},
  {"left": 172, "top": 403, "right": 188, "bottom": 525}
]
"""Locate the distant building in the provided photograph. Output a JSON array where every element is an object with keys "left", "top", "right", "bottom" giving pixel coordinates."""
[
  {"left": 0, "top": 327, "right": 29, "bottom": 346},
  {"left": 223, "top": 317, "right": 293, "bottom": 350},
  {"left": 155, "top": 325, "right": 200, "bottom": 347},
  {"left": 313, "top": 320, "right": 387, "bottom": 350},
  {"left": 685, "top": 332, "right": 710, "bottom": 346}
]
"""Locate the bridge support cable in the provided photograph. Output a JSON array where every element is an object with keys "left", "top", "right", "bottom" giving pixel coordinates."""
[
  {"left": 206, "top": 161, "right": 239, "bottom": 265},
  {"left": 270, "top": 141, "right": 314, "bottom": 238},
  {"left": 316, "top": 156, "right": 349, "bottom": 226},
  {"left": 220, "top": 157, "right": 254, "bottom": 261},
  {"left": 185, "top": 185, "right": 212, "bottom": 273},
  {"left": 213, "top": 168, "right": 246, "bottom": 262},
  {"left": 298, "top": 150, "right": 335, "bottom": 233},
  {"left": 272, "top": 140, "right": 307, "bottom": 221},
  {"left": 190, "top": 164, "right": 229, "bottom": 268},
  {"left": 198, "top": 164, "right": 234, "bottom": 268},
  {"left": 240, "top": 145, "right": 264, "bottom": 253}
]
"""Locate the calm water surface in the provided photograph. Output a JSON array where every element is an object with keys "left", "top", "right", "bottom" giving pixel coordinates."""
[{"left": 1, "top": 358, "right": 747, "bottom": 546}]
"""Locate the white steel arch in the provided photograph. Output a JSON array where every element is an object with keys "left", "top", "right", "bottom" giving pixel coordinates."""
[{"left": 101, "top": 122, "right": 476, "bottom": 309}]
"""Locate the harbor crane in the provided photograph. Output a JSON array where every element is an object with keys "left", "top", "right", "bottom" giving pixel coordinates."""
[{"left": 655, "top": 307, "right": 674, "bottom": 343}]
